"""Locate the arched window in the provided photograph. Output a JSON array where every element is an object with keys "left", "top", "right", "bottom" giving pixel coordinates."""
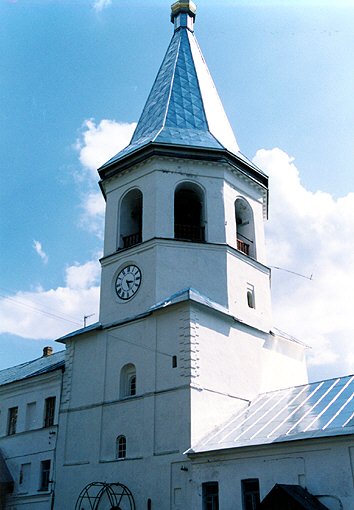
[
  {"left": 116, "top": 435, "right": 126, "bottom": 459},
  {"left": 119, "top": 188, "right": 143, "bottom": 249},
  {"left": 120, "top": 363, "right": 137, "bottom": 398},
  {"left": 174, "top": 182, "right": 205, "bottom": 242},
  {"left": 235, "top": 198, "right": 256, "bottom": 258},
  {"left": 247, "top": 283, "right": 255, "bottom": 309}
]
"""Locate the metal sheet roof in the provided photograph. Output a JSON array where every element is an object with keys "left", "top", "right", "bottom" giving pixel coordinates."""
[
  {"left": 0, "top": 351, "right": 65, "bottom": 387},
  {"left": 190, "top": 374, "right": 354, "bottom": 454},
  {"left": 99, "top": 9, "right": 241, "bottom": 170}
]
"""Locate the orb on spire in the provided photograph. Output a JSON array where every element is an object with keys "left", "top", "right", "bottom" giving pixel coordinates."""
[{"left": 171, "top": 1, "right": 197, "bottom": 31}]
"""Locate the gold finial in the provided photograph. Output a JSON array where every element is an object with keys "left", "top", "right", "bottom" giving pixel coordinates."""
[{"left": 171, "top": 1, "right": 197, "bottom": 31}]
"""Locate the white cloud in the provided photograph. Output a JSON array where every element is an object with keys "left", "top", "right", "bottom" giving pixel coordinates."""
[
  {"left": 33, "top": 240, "right": 48, "bottom": 264},
  {"left": 75, "top": 119, "right": 136, "bottom": 238},
  {"left": 65, "top": 259, "right": 101, "bottom": 290},
  {"left": 92, "top": 0, "right": 112, "bottom": 12},
  {"left": 76, "top": 119, "right": 136, "bottom": 180},
  {"left": 0, "top": 259, "right": 101, "bottom": 340},
  {"left": 254, "top": 148, "right": 354, "bottom": 380},
  {"left": 80, "top": 191, "right": 106, "bottom": 238}
]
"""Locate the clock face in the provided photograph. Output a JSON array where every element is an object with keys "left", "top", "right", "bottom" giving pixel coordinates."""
[{"left": 115, "top": 265, "right": 142, "bottom": 301}]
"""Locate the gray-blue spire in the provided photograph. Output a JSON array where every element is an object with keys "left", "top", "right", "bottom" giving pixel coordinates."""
[{"left": 100, "top": 2, "right": 240, "bottom": 171}]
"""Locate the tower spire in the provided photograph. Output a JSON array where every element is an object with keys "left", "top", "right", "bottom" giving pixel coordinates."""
[
  {"left": 99, "top": 2, "right": 242, "bottom": 172},
  {"left": 171, "top": 1, "right": 197, "bottom": 32}
]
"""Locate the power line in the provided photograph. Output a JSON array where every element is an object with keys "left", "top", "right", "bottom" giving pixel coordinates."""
[
  {"left": 270, "top": 266, "right": 313, "bottom": 281},
  {"left": 0, "top": 291, "right": 187, "bottom": 359},
  {"left": 106, "top": 331, "right": 174, "bottom": 359},
  {"left": 0, "top": 293, "right": 82, "bottom": 327}
]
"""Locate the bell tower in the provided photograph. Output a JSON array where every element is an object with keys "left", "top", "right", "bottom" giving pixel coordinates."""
[
  {"left": 55, "top": 5, "right": 308, "bottom": 508},
  {"left": 98, "top": 0, "right": 272, "bottom": 338}
]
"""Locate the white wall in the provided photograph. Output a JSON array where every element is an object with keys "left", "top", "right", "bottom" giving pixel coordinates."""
[
  {"left": 54, "top": 296, "right": 308, "bottom": 509},
  {"left": 55, "top": 305, "right": 195, "bottom": 509},
  {"left": 99, "top": 156, "right": 270, "bottom": 327},
  {"left": 188, "top": 437, "right": 354, "bottom": 510},
  {"left": 0, "top": 369, "right": 62, "bottom": 510}
]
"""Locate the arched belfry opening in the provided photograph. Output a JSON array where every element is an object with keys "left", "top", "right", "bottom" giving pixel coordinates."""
[
  {"left": 174, "top": 182, "right": 205, "bottom": 242},
  {"left": 235, "top": 198, "right": 256, "bottom": 258},
  {"left": 119, "top": 189, "right": 142, "bottom": 249}
]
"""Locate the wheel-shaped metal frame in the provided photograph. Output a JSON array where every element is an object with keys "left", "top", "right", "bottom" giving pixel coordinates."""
[{"left": 75, "top": 481, "right": 136, "bottom": 510}]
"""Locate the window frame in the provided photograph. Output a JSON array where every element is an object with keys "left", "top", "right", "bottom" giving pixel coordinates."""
[
  {"left": 39, "top": 460, "right": 51, "bottom": 492},
  {"left": 116, "top": 435, "right": 127, "bottom": 460},
  {"left": 43, "top": 396, "right": 56, "bottom": 428},
  {"left": 242, "top": 478, "right": 260, "bottom": 510},
  {"left": 202, "top": 481, "right": 219, "bottom": 510},
  {"left": 25, "top": 401, "right": 37, "bottom": 430},
  {"left": 128, "top": 374, "right": 136, "bottom": 396},
  {"left": 120, "top": 363, "right": 137, "bottom": 398},
  {"left": 7, "top": 406, "right": 18, "bottom": 435},
  {"left": 19, "top": 462, "right": 31, "bottom": 493},
  {"left": 246, "top": 283, "right": 256, "bottom": 309}
]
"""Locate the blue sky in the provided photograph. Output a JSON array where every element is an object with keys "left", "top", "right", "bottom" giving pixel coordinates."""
[{"left": 0, "top": 0, "right": 353, "bottom": 380}]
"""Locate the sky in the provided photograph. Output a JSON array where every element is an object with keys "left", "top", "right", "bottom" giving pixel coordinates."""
[{"left": 0, "top": 0, "right": 353, "bottom": 382}]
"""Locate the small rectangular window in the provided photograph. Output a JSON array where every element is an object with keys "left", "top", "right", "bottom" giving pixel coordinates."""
[
  {"left": 242, "top": 479, "right": 260, "bottom": 510},
  {"left": 7, "top": 406, "right": 18, "bottom": 435},
  {"left": 202, "top": 482, "right": 219, "bottom": 510},
  {"left": 43, "top": 397, "right": 56, "bottom": 427},
  {"left": 39, "top": 460, "right": 51, "bottom": 491},
  {"left": 19, "top": 463, "right": 31, "bottom": 492},
  {"left": 172, "top": 355, "right": 177, "bottom": 368},
  {"left": 26, "top": 402, "right": 36, "bottom": 430}
]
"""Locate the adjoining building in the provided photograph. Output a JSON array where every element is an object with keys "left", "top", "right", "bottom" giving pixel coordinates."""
[
  {"left": 1, "top": 2, "right": 353, "bottom": 509},
  {"left": 0, "top": 348, "right": 64, "bottom": 509}
]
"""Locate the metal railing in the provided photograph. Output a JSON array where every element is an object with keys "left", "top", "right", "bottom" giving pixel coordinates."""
[
  {"left": 237, "top": 238, "right": 250, "bottom": 256},
  {"left": 175, "top": 224, "right": 205, "bottom": 242},
  {"left": 122, "top": 232, "right": 142, "bottom": 249}
]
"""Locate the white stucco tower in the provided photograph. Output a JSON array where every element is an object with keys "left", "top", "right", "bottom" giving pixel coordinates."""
[
  {"left": 99, "top": 4, "right": 271, "bottom": 331},
  {"left": 55, "top": 3, "right": 308, "bottom": 508},
  {"left": 96, "top": 0, "right": 308, "bottom": 452}
]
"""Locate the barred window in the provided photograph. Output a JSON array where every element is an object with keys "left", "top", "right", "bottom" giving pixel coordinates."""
[
  {"left": 39, "top": 460, "right": 51, "bottom": 491},
  {"left": 7, "top": 407, "right": 18, "bottom": 435},
  {"left": 44, "top": 397, "right": 56, "bottom": 427}
]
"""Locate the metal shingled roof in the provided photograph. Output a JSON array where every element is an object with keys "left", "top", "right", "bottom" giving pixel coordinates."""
[
  {"left": 190, "top": 374, "right": 354, "bottom": 453},
  {"left": 99, "top": 10, "right": 241, "bottom": 170},
  {"left": 0, "top": 351, "right": 65, "bottom": 387}
]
